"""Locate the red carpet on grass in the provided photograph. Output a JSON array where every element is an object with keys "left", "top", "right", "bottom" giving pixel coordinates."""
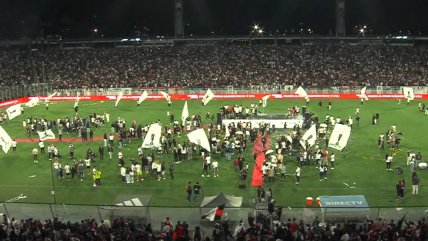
[{"left": 251, "top": 152, "right": 265, "bottom": 187}]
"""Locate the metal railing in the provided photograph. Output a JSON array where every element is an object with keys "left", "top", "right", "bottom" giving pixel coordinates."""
[
  {"left": 1, "top": 202, "right": 427, "bottom": 227},
  {"left": 1, "top": 84, "right": 427, "bottom": 101}
]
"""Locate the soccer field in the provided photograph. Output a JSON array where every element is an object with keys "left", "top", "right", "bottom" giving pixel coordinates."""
[{"left": 0, "top": 99, "right": 427, "bottom": 208}]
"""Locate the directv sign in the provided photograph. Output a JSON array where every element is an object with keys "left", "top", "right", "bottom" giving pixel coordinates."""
[{"left": 319, "top": 195, "right": 369, "bottom": 209}]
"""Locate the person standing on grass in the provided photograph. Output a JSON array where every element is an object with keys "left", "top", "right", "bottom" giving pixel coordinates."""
[
  {"left": 32, "top": 147, "right": 39, "bottom": 163},
  {"left": 294, "top": 165, "right": 301, "bottom": 185},
  {"left": 11, "top": 139, "right": 16, "bottom": 152},
  {"left": 108, "top": 145, "right": 114, "bottom": 160},
  {"left": 212, "top": 159, "right": 219, "bottom": 178},
  {"left": 412, "top": 172, "right": 419, "bottom": 195},
  {"left": 169, "top": 162, "right": 174, "bottom": 180},
  {"left": 193, "top": 182, "right": 201, "bottom": 202},
  {"left": 58, "top": 126, "right": 63, "bottom": 141},
  {"left": 185, "top": 181, "right": 192, "bottom": 202},
  {"left": 39, "top": 140, "right": 45, "bottom": 154},
  {"left": 69, "top": 143, "right": 75, "bottom": 159},
  {"left": 98, "top": 145, "right": 104, "bottom": 160},
  {"left": 78, "top": 161, "right": 84, "bottom": 181},
  {"left": 64, "top": 163, "right": 71, "bottom": 180},
  {"left": 330, "top": 153, "right": 335, "bottom": 169},
  {"left": 386, "top": 154, "right": 393, "bottom": 171}
]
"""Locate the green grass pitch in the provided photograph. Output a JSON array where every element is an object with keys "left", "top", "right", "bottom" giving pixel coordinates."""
[{"left": 0, "top": 99, "right": 427, "bottom": 207}]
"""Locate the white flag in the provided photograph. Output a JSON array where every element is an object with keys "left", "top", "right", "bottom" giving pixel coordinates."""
[
  {"left": 6, "top": 104, "right": 22, "bottom": 120},
  {"left": 25, "top": 97, "right": 39, "bottom": 108},
  {"left": 45, "top": 92, "right": 57, "bottom": 102},
  {"left": 300, "top": 124, "right": 317, "bottom": 148},
  {"left": 37, "top": 129, "right": 56, "bottom": 141},
  {"left": 187, "top": 128, "right": 211, "bottom": 152},
  {"left": 181, "top": 101, "right": 189, "bottom": 123},
  {"left": 328, "top": 124, "right": 351, "bottom": 151},
  {"left": 203, "top": 207, "right": 218, "bottom": 221},
  {"left": 137, "top": 90, "right": 148, "bottom": 105},
  {"left": 202, "top": 89, "right": 215, "bottom": 106},
  {"left": 115, "top": 92, "right": 123, "bottom": 107},
  {"left": 359, "top": 86, "right": 369, "bottom": 100},
  {"left": 76, "top": 92, "right": 80, "bottom": 104},
  {"left": 0, "top": 126, "right": 13, "bottom": 153},
  {"left": 261, "top": 95, "right": 270, "bottom": 108},
  {"left": 141, "top": 123, "right": 162, "bottom": 148},
  {"left": 295, "top": 86, "right": 309, "bottom": 100},
  {"left": 160, "top": 91, "right": 172, "bottom": 105},
  {"left": 402, "top": 87, "right": 415, "bottom": 101}
]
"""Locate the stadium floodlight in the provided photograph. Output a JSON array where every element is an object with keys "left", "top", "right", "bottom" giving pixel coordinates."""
[
  {"left": 258, "top": 29, "right": 263, "bottom": 34},
  {"left": 94, "top": 28, "right": 98, "bottom": 33},
  {"left": 253, "top": 24, "right": 259, "bottom": 30}
]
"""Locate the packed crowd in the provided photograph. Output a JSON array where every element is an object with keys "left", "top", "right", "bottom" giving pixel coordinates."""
[
  {"left": 1, "top": 44, "right": 427, "bottom": 89},
  {"left": 1, "top": 213, "right": 428, "bottom": 241}
]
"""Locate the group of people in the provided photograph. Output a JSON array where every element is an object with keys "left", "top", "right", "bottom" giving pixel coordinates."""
[{"left": 2, "top": 44, "right": 428, "bottom": 92}]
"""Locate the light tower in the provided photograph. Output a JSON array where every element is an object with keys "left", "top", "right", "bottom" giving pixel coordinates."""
[
  {"left": 336, "top": 0, "right": 346, "bottom": 37},
  {"left": 175, "top": 0, "right": 184, "bottom": 38}
]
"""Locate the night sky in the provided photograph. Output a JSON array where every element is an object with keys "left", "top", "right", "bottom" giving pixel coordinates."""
[{"left": 0, "top": 0, "right": 427, "bottom": 39}]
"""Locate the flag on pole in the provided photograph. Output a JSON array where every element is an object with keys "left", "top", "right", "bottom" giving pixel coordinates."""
[
  {"left": 359, "top": 86, "right": 369, "bottom": 100},
  {"left": 0, "top": 126, "right": 13, "bottom": 153},
  {"left": 45, "top": 92, "right": 57, "bottom": 102},
  {"left": 299, "top": 124, "right": 317, "bottom": 148},
  {"left": 25, "top": 97, "right": 39, "bottom": 108},
  {"left": 137, "top": 90, "right": 148, "bottom": 105},
  {"left": 201, "top": 204, "right": 225, "bottom": 221},
  {"left": 261, "top": 95, "right": 270, "bottom": 108},
  {"left": 141, "top": 123, "right": 162, "bottom": 148},
  {"left": 295, "top": 86, "right": 309, "bottom": 100},
  {"left": 402, "top": 87, "right": 415, "bottom": 101},
  {"left": 115, "top": 92, "right": 123, "bottom": 107},
  {"left": 181, "top": 101, "right": 189, "bottom": 123},
  {"left": 37, "top": 129, "right": 56, "bottom": 141},
  {"left": 187, "top": 128, "right": 211, "bottom": 152},
  {"left": 202, "top": 89, "right": 215, "bottom": 106},
  {"left": 6, "top": 104, "right": 22, "bottom": 120},
  {"left": 160, "top": 91, "right": 172, "bottom": 105}
]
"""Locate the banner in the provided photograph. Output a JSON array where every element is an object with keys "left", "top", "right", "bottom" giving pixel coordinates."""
[
  {"left": 37, "top": 129, "right": 56, "bottom": 141},
  {"left": 45, "top": 92, "right": 57, "bottom": 102},
  {"left": 181, "top": 101, "right": 189, "bottom": 123},
  {"left": 202, "top": 89, "right": 215, "bottom": 105},
  {"left": 6, "top": 104, "right": 22, "bottom": 120},
  {"left": 328, "top": 124, "right": 351, "bottom": 151},
  {"left": 0, "top": 126, "right": 13, "bottom": 153},
  {"left": 187, "top": 128, "right": 211, "bottom": 152},
  {"left": 141, "top": 123, "right": 162, "bottom": 148},
  {"left": 300, "top": 124, "right": 317, "bottom": 148},
  {"left": 295, "top": 86, "right": 309, "bottom": 100},
  {"left": 359, "top": 87, "right": 369, "bottom": 100},
  {"left": 160, "top": 91, "right": 172, "bottom": 105},
  {"left": 137, "top": 90, "right": 148, "bottom": 105},
  {"left": 25, "top": 97, "right": 39, "bottom": 108},
  {"left": 115, "top": 92, "right": 123, "bottom": 107},
  {"left": 402, "top": 87, "right": 415, "bottom": 101},
  {"left": 261, "top": 95, "right": 270, "bottom": 107}
]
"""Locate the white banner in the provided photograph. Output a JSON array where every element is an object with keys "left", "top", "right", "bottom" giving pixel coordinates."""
[
  {"left": 202, "top": 89, "right": 215, "bottom": 105},
  {"left": 261, "top": 95, "right": 270, "bottom": 107},
  {"left": 45, "top": 92, "right": 57, "bottom": 102},
  {"left": 160, "top": 91, "right": 172, "bottom": 104},
  {"left": 300, "top": 125, "right": 317, "bottom": 148},
  {"left": 37, "top": 129, "right": 56, "bottom": 141},
  {"left": 295, "top": 86, "right": 309, "bottom": 100},
  {"left": 141, "top": 123, "right": 162, "bottom": 148},
  {"left": 402, "top": 87, "right": 415, "bottom": 101},
  {"left": 181, "top": 101, "right": 189, "bottom": 123},
  {"left": 25, "top": 97, "right": 39, "bottom": 108},
  {"left": 137, "top": 90, "right": 148, "bottom": 104},
  {"left": 187, "top": 128, "right": 211, "bottom": 152},
  {"left": 359, "top": 86, "right": 369, "bottom": 100},
  {"left": 0, "top": 126, "right": 13, "bottom": 153},
  {"left": 115, "top": 92, "right": 123, "bottom": 107},
  {"left": 6, "top": 104, "right": 22, "bottom": 120},
  {"left": 328, "top": 124, "right": 351, "bottom": 151}
]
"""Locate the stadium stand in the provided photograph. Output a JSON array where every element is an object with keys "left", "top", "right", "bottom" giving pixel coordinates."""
[{"left": 1, "top": 44, "right": 427, "bottom": 90}]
